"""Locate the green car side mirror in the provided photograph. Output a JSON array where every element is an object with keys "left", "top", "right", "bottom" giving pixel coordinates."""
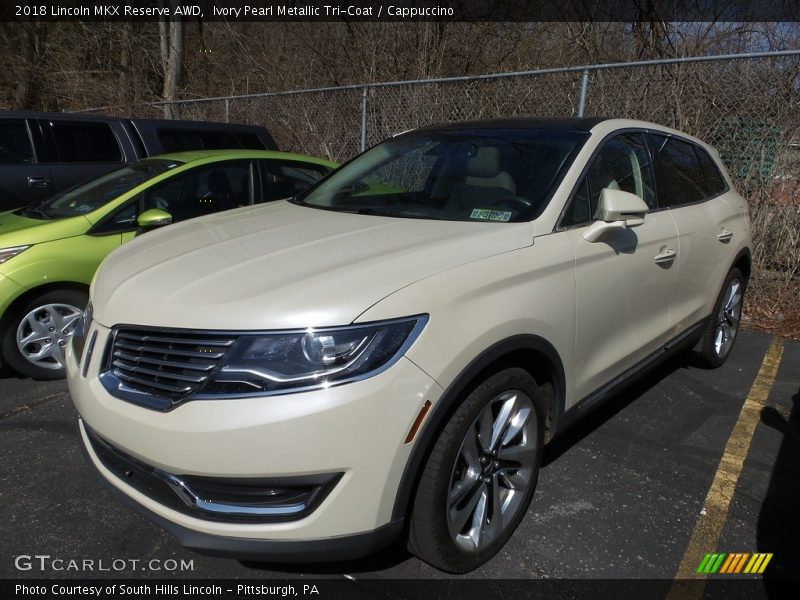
[{"left": 136, "top": 209, "right": 173, "bottom": 234}]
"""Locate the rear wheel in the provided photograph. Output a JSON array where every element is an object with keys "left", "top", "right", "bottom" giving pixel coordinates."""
[
  {"left": 2, "top": 289, "right": 88, "bottom": 380},
  {"left": 696, "top": 267, "right": 745, "bottom": 368},
  {"left": 408, "top": 367, "right": 544, "bottom": 573}
]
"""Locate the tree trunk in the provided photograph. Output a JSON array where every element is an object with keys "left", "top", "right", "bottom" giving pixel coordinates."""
[
  {"left": 12, "top": 22, "right": 47, "bottom": 109},
  {"left": 118, "top": 23, "right": 133, "bottom": 115},
  {"left": 160, "top": 3, "right": 184, "bottom": 119}
]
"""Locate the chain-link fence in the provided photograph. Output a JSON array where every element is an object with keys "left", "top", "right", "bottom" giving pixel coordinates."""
[{"left": 78, "top": 50, "right": 800, "bottom": 335}]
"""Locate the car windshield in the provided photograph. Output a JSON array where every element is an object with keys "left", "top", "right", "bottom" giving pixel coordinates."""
[
  {"left": 292, "top": 129, "right": 586, "bottom": 222},
  {"left": 17, "top": 159, "right": 181, "bottom": 220}
]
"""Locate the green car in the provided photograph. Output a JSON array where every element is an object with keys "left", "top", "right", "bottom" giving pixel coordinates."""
[{"left": 0, "top": 149, "right": 337, "bottom": 379}]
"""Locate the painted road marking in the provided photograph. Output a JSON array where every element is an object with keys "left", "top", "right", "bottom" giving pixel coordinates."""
[{"left": 668, "top": 336, "right": 784, "bottom": 596}]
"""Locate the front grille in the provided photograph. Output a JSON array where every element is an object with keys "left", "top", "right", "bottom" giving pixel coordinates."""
[
  {"left": 104, "top": 327, "right": 237, "bottom": 406},
  {"left": 83, "top": 424, "right": 341, "bottom": 523}
]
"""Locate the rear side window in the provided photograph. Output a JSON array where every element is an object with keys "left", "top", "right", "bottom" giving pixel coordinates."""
[
  {"left": 649, "top": 135, "right": 706, "bottom": 207},
  {"left": 0, "top": 119, "right": 35, "bottom": 164},
  {"left": 50, "top": 121, "right": 122, "bottom": 163},
  {"left": 696, "top": 147, "right": 728, "bottom": 197},
  {"left": 158, "top": 129, "right": 266, "bottom": 152}
]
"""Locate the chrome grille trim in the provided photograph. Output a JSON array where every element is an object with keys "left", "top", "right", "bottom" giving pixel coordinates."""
[
  {"left": 111, "top": 350, "right": 217, "bottom": 372},
  {"left": 116, "top": 332, "right": 235, "bottom": 347},
  {"left": 114, "top": 371, "right": 194, "bottom": 394},
  {"left": 114, "top": 340, "right": 228, "bottom": 359},
  {"left": 111, "top": 361, "right": 208, "bottom": 383},
  {"left": 102, "top": 326, "right": 237, "bottom": 409}
]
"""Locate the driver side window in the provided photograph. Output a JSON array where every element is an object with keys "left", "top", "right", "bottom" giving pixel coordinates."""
[
  {"left": 91, "top": 160, "right": 254, "bottom": 235},
  {"left": 560, "top": 133, "right": 655, "bottom": 228},
  {"left": 141, "top": 160, "right": 253, "bottom": 222}
]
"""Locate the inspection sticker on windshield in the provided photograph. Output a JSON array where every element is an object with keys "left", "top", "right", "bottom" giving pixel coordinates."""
[{"left": 470, "top": 209, "right": 512, "bottom": 222}]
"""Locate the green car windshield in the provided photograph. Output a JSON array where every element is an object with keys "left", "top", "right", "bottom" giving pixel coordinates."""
[
  {"left": 18, "top": 159, "right": 181, "bottom": 220},
  {"left": 291, "top": 129, "right": 587, "bottom": 222}
]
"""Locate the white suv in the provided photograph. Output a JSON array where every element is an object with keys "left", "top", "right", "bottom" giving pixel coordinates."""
[{"left": 68, "top": 118, "right": 751, "bottom": 573}]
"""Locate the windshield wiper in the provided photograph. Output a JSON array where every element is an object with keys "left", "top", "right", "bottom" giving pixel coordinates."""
[{"left": 335, "top": 207, "right": 391, "bottom": 216}]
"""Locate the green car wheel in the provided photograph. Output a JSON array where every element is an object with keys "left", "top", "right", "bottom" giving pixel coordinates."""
[{"left": 2, "top": 289, "right": 88, "bottom": 380}]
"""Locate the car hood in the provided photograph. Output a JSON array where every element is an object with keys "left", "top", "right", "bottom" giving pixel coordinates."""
[
  {"left": 0, "top": 210, "right": 90, "bottom": 247},
  {"left": 93, "top": 201, "right": 534, "bottom": 330}
]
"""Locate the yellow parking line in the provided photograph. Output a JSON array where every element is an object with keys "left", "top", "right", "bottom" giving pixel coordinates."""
[{"left": 668, "top": 337, "right": 783, "bottom": 597}]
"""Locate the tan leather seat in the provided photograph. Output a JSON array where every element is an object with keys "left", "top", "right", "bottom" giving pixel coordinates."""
[{"left": 464, "top": 147, "right": 516, "bottom": 195}]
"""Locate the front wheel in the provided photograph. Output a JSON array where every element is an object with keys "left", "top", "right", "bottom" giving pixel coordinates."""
[
  {"left": 2, "top": 289, "right": 88, "bottom": 380},
  {"left": 696, "top": 267, "right": 746, "bottom": 368},
  {"left": 408, "top": 367, "right": 544, "bottom": 573}
]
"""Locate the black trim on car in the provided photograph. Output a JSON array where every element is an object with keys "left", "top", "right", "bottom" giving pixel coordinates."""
[
  {"left": 78, "top": 424, "right": 402, "bottom": 562},
  {"left": 728, "top": 247, "right": 753, "bottom": 282},
  {"left": 553, "top": 318, "right": 707, "bottom": 436},
  {"left": 390, "top": 334, "right": 565, "bottom": 522}
]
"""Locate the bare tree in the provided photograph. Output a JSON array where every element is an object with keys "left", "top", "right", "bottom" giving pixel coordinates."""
[{"left": 159, "top": 1, "right": 184, "bottom": 118}]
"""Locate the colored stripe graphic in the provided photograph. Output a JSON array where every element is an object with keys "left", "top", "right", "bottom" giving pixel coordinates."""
[
  {"left": 758, "top": 554, "right": 773, "bottom": 573},
  {"left": 744, "top": 553, "right": 774, "bottom": 574},
  {"left": 710, "top": 553, "right": 726, "bottom": 573},
  {"left": 696, "top": 554, "right": 712, "bottom": 574},
  {"left": 698, "top": 553, "right": 728, "bottom": 574},
  {"left": 700, "top": 552, "right": 773, "bottom": 574},
  {"left": 720, "top": 554, "right": 736, "bottom": 573},
  {"left": 733, "top": 553, "right": 750, "bottom": 573}
]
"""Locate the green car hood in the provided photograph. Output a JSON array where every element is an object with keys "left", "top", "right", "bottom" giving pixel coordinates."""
[{"left": 0, "top": 210, "right": 91, "bottom": 247}]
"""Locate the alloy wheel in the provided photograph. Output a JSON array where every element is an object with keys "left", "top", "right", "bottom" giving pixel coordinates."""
[
  {"left": 714, "top": 278, "right": 742, "bottom": 358},
  {"left": 447, "top": 389, "right": 538, "bottom": 552},
  {"left": 16, "top": 303, "right": 83, "bottom": 370}
]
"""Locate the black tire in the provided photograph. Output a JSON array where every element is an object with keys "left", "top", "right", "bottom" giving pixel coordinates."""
[
  {"left": 2, "top": 289, "right": 88, "bottom": 380},
  {"left": 408, "top": 367, "right": 545, "bottom": 573},
  {"left": 695, "top": 267, "right": 746, "bottom": 369}
]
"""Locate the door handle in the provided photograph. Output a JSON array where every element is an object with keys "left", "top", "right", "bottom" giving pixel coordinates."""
[
  {"left": 716, "top": 230, "right": 733, "bottom": 243},
  {"left": 27, "top": 176, "right": 51, "bottom": 189},
  {"left": 654, "top": 248, "right": 677, "bottom": 265}
]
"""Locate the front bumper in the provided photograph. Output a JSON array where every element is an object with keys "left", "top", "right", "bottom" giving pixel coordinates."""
[
  {"left": 77, "top": 419, "right": 404, "bottom": 562},
  {"left": 68, "top": 322, "right": 443, "bottom": 550}
]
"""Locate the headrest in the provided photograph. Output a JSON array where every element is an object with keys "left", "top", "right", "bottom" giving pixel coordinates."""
[{"left": 467, "top": 147, "right": 501, "bottom": 178}]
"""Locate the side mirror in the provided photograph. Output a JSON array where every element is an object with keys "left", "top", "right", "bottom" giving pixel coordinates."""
[
  {"left": 583, "top": 188, "right": 649, "bottom": 243},
  {"left": 136, "top": 208, "right": 173, "bottom": 232}
]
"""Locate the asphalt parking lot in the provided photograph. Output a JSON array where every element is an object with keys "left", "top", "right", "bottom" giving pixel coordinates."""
[{"left": 1, "top": 330, "right": 797, "bottom": 582}]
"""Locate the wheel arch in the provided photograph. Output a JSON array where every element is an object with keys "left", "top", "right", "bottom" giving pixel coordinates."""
[
  {"left": 731, "top": 247, "right": 752, "bottom": 283},
  {"left": 391, "top": 334, "right": 566, "bottom": 522},
  {"left": 0, "top": 281, "right": 90, "bottom": 332}
]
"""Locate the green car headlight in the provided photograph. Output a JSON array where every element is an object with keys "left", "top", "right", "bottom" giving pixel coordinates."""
[
  {"left": 0, "top": 245, "right": 31, "bottom": 265},
  {"left": 200, "top": 315, "right": 428, "bottom": 397}
]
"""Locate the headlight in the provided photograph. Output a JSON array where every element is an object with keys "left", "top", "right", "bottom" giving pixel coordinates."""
[
  {"left": 200, "top": 315, "right": 427, "bottom": 397},
  {"left": 0, "top": 245, "right": 31, "bottom": 265}
]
